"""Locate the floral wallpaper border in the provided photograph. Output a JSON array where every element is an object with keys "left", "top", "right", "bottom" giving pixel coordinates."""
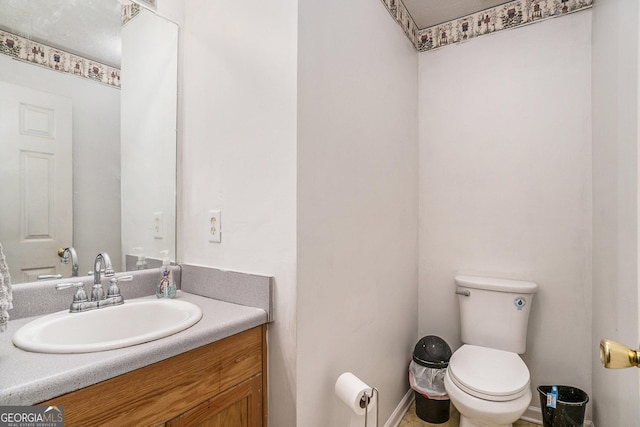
[
  {"left": 380, "top": 0, "right": 593, "bottom": 52},
  {"left": 380, "top": 0, "right": 420, "bottom": 47},
  {"left": 0, "top": 29, "right": 121, "bottom": 88},
  {"left": 0, "top": 0, "right": 150, "bottom": 89}
]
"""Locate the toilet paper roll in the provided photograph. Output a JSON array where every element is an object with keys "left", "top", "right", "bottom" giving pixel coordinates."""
[{"left": 335, "top": 372, "right": 375, "bottom": 416}]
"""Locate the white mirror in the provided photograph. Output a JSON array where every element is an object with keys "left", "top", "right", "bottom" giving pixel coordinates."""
[{"left": 0, "top": 1, "right": 178, "bottom": 284}]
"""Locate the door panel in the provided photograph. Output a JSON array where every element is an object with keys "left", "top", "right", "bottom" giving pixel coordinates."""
[{"left": 0, "top": 81, "right": 72, "bottom": 282}]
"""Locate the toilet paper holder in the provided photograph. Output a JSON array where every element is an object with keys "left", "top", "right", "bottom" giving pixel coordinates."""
[
  {"left": 335, "top": 372, "right": 380, "bottom": 427},
  {"left": 360, "top": 387, "right": 379, "bottom": 427}
]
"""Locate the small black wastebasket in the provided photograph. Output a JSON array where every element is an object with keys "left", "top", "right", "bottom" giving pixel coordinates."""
[
  {"left": 537, "top": 385, "right": 589, "bottom": 427},
  {"left": 410, "top": 336, "right": 452, "bottom": 424}
]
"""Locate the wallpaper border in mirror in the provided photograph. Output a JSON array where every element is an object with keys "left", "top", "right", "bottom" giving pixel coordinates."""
[{"left": 0, "top": 29, "right": 121, "bottom": 89}]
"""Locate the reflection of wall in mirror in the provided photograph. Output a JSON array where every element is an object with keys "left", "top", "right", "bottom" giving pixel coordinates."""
[
  {"left": 121, "top": 9, "right": 178, "bottom": 267},
  {"left": 0, "top": 55, "right": 122, "bottom": 283}
]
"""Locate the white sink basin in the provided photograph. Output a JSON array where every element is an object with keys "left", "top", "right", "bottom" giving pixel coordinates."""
[{"left": 12, "top": 299, "right": 203, "bottom": 354}]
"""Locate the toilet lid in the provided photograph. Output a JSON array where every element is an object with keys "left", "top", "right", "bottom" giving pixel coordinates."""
[{"left": 448, "top": 345, "right": 530, "bottom": 402}]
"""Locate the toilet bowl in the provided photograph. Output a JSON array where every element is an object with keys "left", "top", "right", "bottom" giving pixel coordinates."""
[
  {"left": 445, "top": 275, "right": 538, "bottom": 427},
  {"left": 444, "top": 345, "right": 531, "bottom": 427}
]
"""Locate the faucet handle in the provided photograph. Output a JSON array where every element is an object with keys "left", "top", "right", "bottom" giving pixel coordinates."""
[
  {"left": 38, "top": 274, "right": 64, "bottom": 281},
  {"left": 56, "top": 282, "right": 89, "bottom": 303},
  {"left": 107, "top": 275, "right": 133, "bottom": 297}
]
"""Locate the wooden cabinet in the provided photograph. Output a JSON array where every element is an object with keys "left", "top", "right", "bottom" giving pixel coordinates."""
[
  {"left": 167, "top": 375, "right": 262, "bottom": 427},
  {"left": 42, "top": 325, "right": 267, "bottom": 427}
]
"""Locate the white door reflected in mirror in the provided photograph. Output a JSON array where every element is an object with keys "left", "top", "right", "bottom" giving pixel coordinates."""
[{"left": 0, "top": 83, "right": 73, "bottom": 283}]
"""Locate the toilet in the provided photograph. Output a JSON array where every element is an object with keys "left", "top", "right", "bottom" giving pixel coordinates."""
[{"left": 444, "top": 275, "right": 537, "bottom": 427}]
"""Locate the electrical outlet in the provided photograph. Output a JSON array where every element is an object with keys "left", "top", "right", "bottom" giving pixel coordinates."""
[
  {"left": 208, "top": 210, "right": 221, "bottom": 243},
  {"left": 153, "top": 212, "right": 163, "bottom": 239}
]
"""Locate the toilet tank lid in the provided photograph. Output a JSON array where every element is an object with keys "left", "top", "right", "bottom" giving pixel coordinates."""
[{"left": 454, "top": 275, "right": 537, "bottom": 293}]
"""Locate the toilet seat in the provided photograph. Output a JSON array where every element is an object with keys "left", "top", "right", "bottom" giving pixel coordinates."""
[{"left": 448, "top": 344, "right": 530, "bottom": 402}]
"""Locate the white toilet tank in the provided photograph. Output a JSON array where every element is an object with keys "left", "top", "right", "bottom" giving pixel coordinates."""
[{"left": 455, "top": 275, "right": 537, "bottom": 354}]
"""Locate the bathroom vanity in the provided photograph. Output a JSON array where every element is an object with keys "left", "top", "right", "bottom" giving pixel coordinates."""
[
  {"left": 42, "top": 325, "right": 267, "bottom": 426},
  {"left": 0, "top": 265, "right": 273, "bottom": 426}
]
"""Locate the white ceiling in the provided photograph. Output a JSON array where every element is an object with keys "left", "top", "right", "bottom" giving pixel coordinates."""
[
  {"left": 0, "top": 0, "right": 122, "bottom": 67},
  {"left": 402, "top": 0, "right": 512, "bottom": 28}
]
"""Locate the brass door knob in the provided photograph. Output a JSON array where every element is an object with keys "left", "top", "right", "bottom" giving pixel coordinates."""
[{"left": 600, "top": 339, "right": 640, "bottom": 368}]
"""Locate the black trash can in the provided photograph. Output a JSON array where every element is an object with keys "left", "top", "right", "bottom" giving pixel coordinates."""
[
  {"left": 410, "top": 336, "right": 452, "bottom": 424},
  {"left": 537, "top": 385, "right": 589, "bottom": 427}
]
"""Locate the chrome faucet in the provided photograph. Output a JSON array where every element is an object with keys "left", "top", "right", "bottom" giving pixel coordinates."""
[
  {"left": 56, "top": 257, "right": 132, "bottom": 313},
  {"left": 56, "top": 275, "right": 132, "bottom": 313},
  {"left": 59, "top": 247, "right": 79, "bottom": 277},
  {"left": 92, "top": 252, "right": 115, "bottom": 301}
]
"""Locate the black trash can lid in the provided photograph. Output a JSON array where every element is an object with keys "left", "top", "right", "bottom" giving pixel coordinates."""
[{"left": 413, "top": 335, "right": 452, "bottom": 368}]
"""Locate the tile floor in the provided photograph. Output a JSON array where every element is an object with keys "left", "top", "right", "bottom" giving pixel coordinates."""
[{"left": 399, "top": 401, "right": 539, "bottom": 427}]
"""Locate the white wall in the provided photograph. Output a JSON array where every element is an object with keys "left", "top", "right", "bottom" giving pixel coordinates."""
[
  {"left": 591, "top": 0, "right": 640, "bottom": 424},
  {"left": 181, "top": 1, "right": 417, "bottom": 426},
  {"left": 181, "top": 0, "right": 298, "bottom": 425},
  {"left": 121, "top": 9, "right": 178, "bottom": 264},
  {"left": 0, "top": 55, "right": 121, "bottom": 276},
  {"left": 418, "top": 11, "right": 593, "bottom": 416},
  {"left": 297, "top": 0, "right": 418, "bottom": 425}
]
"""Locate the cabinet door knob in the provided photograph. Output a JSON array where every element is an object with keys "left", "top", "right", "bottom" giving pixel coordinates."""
[{"left": 600, "top": 339, "right": 640, "bottom": 368}]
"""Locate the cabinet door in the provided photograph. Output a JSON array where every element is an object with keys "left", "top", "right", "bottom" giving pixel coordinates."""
[{"left": 167, "top": 374, "right": 263, "bottom": 427}]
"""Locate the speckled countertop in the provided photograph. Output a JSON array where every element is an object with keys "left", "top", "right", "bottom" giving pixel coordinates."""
[{"left": 0, "top": 291, "right": 267, "bottom": 405}]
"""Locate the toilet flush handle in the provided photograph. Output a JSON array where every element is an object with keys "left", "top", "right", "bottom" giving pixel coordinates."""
[
  {"left": 455, "top": 288, "right": 470, "bottom": 297},
  {"left": 600, "top": 339, "right": 640, "bottom": 368}
]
